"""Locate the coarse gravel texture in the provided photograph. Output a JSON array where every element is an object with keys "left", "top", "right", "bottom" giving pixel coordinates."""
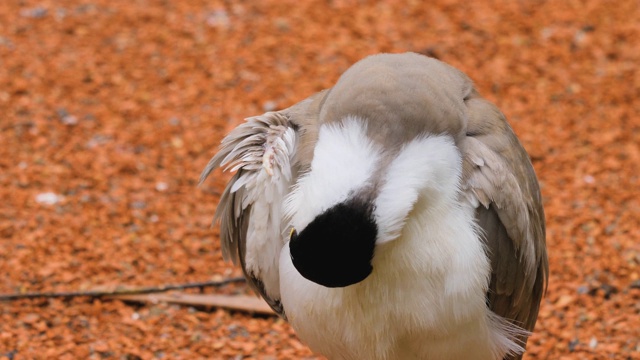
[{"left": 1, "top": 0, "right": 639, "bottom": 359}]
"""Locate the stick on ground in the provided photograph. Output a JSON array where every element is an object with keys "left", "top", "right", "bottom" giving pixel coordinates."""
[{"left": 0, "top": 277, "right": 246, "bottom": 301}]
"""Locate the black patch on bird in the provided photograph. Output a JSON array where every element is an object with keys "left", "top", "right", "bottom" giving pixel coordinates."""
[{"left": 289, "top": 198, "right": 377, "bottom": 288}]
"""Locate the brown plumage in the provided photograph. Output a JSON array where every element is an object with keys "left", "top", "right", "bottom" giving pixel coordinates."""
[{"left": 201, "top": 52, "right": 548, "bottom": 359}]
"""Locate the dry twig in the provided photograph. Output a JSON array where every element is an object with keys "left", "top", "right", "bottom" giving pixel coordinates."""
[
  {"left": 114, "top": 293, "right": 275, "bottom": 315},
  {"left": 0, "top": 277, "right": 245, "bottom": 301}
]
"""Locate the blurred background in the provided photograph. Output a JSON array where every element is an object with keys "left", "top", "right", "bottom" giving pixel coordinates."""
[{"left": 1, "top": 0, "right": 639, "bottom": 359}]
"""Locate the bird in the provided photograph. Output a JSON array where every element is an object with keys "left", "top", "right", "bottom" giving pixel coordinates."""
[{"left": 200, "top": 52, "right": 548, "bottom": 360}]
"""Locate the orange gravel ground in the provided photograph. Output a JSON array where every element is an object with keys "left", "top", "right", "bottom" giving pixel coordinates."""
[{"left": 1, "top": 1, "right": 639, "bottom": 359}]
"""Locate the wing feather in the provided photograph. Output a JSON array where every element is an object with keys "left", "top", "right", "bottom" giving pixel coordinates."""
[
  {"left": 199, "top": 91, "right": 326, "bottom": 318},
  {"left": 461, "top": 92, "right": 548, "bottom": 360},
  {"left": 200, "top": 112, "right": 296, "bottom": 317}
]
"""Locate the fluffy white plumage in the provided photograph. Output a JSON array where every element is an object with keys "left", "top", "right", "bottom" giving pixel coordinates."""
[
  {"left": 279, "top": 119, "right": 523, "bottom": 360},
  {"left": 374, "top": 132, "right": 461, "bottom": 244},
  {"left": 201, "top": 52, "right": 548, "bottom": 360},
  {"left": 285, "top": 117, "right": 381, "bottom": 232}
]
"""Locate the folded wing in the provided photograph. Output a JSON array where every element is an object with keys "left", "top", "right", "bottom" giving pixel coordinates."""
[
  {"left": 460, "top": 91, "right": 549, "bottom": 360},
  {"left": 200, "top": 92, "right": 325, "bottom": 317}
]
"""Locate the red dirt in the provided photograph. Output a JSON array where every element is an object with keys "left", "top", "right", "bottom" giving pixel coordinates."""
[{"left": 1, "top": 0, "right": 639, "bottom": 359}]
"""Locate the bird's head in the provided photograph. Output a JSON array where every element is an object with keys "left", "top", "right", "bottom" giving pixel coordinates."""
[
  {"left": 285, "top": 53, "right": 465, "bottom": 289},
  {"left": 285, "top": 116, "right": 462, "bottom": 289}
]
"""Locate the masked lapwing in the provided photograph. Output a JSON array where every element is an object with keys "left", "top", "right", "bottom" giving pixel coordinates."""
[{"left": 200, "top": 52, "right": 548, "bottom": 360}]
